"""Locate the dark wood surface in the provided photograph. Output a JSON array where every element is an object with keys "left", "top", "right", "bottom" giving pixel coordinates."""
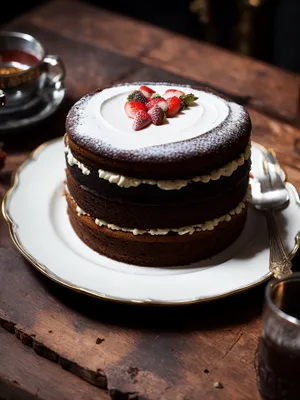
[
  {"left": 1, "top": 1, "right": 300, "bottom": 399},
  {"left": 0, "top": 326, "right": 110, "bottom": 400}
]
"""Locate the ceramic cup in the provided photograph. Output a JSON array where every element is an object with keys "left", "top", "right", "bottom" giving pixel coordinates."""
[
  {"left": 0, "top": 90, "right": 4, "bottom": 107},
  {"left": 0, "top": 31, "right": 66, "bottom": 111}
]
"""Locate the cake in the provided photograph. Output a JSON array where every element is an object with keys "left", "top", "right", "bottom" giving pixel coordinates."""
[{"left": 64, "top": 82, "right": 252, "bottom": 267}]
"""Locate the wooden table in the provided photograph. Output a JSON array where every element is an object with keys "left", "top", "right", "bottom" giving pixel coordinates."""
[{"left": 1, "top": 1, "right": 300, "bottom": 399}]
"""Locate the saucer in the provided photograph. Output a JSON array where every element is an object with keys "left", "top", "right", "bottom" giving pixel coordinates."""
[
  {"left": 0, "top": 80, "right": 65, "bottom": 133},
  {"left": 2, "top": 138, "right": 300, "bottom": 305}
]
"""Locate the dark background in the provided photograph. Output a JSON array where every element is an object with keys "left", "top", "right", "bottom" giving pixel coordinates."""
[{"left": 2, "top": 0, "right": 300, "bottom": 73}]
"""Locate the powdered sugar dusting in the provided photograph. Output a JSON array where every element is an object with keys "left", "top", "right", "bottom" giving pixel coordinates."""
[{"left": 66, "top": 82, "right": 251, "bottom": 163}]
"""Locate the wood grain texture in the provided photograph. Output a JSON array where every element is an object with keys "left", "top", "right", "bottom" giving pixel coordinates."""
[
  {"left": 249, "top": 108, "right": 300, "bottom": 188},
  {"left": 11, "top": 0, "right": 299, "bottom": 124},
  {"left": 0, "top": 326, "right": 110, "bottom": 400},
  {"left": 15, "top": 0, "right": 172, "bottom": 58}
]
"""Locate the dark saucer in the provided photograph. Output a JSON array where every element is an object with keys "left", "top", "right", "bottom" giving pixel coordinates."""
[
  {"left": 0, "top": 80, "right": 66, "bottom": 134},
  {"left": 0, "top": 93, "right": 44, "bottom": 116}
]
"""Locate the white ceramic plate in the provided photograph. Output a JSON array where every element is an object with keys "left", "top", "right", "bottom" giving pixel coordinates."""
[{"left": 2, "top": 138, "right": 300, "bottom": 305}]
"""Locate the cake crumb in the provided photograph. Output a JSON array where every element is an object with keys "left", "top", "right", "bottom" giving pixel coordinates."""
[
  {"left": 96, "top": 337, "right": 105, "bottom": 345},
  {"left": 213, "top": 382, "right": 224, "bottom": 389}
]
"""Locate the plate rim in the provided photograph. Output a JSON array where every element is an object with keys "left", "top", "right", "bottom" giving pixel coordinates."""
[{"left": 2, "top": 137, "right": 300, "bottom": 306}]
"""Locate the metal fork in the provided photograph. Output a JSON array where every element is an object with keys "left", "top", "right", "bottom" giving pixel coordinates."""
[{"left": 251, "top": 152, "right": 292, "bottom": 279}]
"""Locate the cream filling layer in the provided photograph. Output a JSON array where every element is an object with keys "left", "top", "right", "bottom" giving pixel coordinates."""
[
  {"left": 70, "top": 188, "right": 250, "bottom": 236},
  {"left": 66, "top": 147, "right": 91, "bottom": 176},
  {"left": 65, "top": 142, "right": 251, "bottom": 191}
]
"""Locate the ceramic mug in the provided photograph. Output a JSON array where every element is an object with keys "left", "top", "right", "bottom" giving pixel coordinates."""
[{"left": 0, "top": 31, "right": 66, "bottom": 111}]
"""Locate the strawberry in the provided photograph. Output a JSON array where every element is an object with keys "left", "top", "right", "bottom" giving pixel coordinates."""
[
  {"left": 148, "top": 105, "right": 166, "bottom": 125},
  {"left": 139, "top": 85, "right": 155, "bottom": 99},
  {"left": 127, "top": 90, "right": 148, "bottom": 105},
  {"left": 163, "top": 89, "right": 185, "bottom": 100},
  {"left": 166, "top": 96, "right": 181, "bottom": 117},
  {"left": 146, "top": 97, "right": 168, "bottom": 112},
  {"left": 132, "top": 110, "right": 152, "bottom": 131},
  {"left": 124, "top": 101, "right": 147, "bottom": 118}
]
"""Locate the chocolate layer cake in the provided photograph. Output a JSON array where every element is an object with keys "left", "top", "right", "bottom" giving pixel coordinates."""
[{"left": 64, "top": 82, "right": 252, "bottom": 267}]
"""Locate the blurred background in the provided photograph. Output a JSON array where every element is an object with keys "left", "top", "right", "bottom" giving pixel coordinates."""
[{"left": 1, "top": 0, "right": 300, "bottom": 73}]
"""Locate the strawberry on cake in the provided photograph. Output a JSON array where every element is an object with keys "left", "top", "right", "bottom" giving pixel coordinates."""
[{"left": 64, "top": 82, "right": 252, "bottom": 267}]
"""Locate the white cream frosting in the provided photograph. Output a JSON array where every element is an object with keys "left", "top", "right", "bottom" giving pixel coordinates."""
[
  {"left": 65, "top": 142, "right": 251, "bottom": 190},
  {"left": 70, "top": 188, "right": 250, "bottom": 236},
  {"left": 73, "top": 84, "right": 230, "bottom": 151},
  {"left": 76, "top": 205, "right": 87, "bottom": 216},
  {"left": 66, "top": 147, "right": 90, "bottom": 176}
]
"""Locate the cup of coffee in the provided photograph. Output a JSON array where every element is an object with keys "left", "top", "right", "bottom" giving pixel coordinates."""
[{"left": 0, "top": 31, "right": 66, "bottom": 111}]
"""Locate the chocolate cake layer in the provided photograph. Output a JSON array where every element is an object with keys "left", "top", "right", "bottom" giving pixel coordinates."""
[
  {"left": 66, "top": 84, "right": 252, "bottom": 180},
  {"left": 66, "top": 168, "right": 249, "bottom": 229},
  {"left": 66, "top": 194, "right": 247, "bottom": 267},
  {"left": 66, "top": 135, "right": 251, "bottom": 180},
  {"left": 66, "top": 156, "right": 251, "bottom": 205}
]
